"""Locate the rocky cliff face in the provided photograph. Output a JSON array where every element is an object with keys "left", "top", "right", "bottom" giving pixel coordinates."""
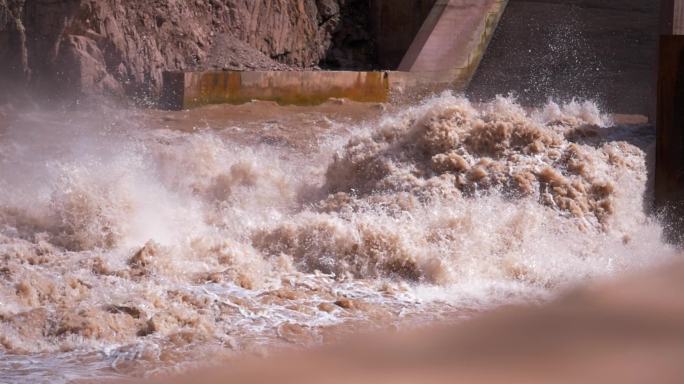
[{"left": 0, "top": 0, "right": 368, "bottom": 104}]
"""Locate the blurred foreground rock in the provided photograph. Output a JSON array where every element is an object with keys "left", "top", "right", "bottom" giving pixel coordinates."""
[{"left": 152, "top": 258, "right": 684, "bottom": 384}]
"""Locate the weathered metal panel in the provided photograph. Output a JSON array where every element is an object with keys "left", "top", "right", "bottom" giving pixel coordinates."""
[
  {"left": 656, "top": 35, "right": 684, "bottom": 240},
  {"left": 657, "top": 0, "right": 684, "bottom": 240}
]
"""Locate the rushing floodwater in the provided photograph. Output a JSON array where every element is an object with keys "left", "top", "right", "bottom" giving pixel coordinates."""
[{"left": 0, "top": 94, "right": 675, "bottom": 382}]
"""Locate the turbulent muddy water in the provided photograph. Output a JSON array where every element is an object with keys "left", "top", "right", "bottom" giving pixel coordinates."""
[{"left": 0, "top": 94, "right": 675, "bottom": 382}]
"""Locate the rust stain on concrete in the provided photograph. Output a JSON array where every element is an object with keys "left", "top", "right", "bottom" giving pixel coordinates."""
[{"left": 162, "top": 71, "right": 390, "bottom": 110}]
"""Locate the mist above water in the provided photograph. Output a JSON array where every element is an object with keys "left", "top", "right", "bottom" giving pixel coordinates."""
[{"left": 0, "top": 94, "right": 675, "bottom": 381}]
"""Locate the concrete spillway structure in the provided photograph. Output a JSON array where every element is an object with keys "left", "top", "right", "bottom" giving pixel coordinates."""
[
  {"left": 161, "top": 0, "right": 508, "bottom": 109},
  {"left": 469, "top": 0, "right": 660, "bottom": 117},
  {"left": 395, "top": 0, "right": 508, "bottom": 90}
]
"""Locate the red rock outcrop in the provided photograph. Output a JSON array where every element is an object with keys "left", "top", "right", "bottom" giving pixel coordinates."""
[{"left": 0, "top": 0, "right": 355, "bottom": 103}]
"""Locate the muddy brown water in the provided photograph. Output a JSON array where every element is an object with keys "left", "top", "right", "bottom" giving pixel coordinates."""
[{"left": 0, "top": 96, "right": 677, "bottom": 383}]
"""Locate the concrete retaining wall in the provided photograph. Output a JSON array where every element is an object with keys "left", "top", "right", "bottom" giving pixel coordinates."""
[{"left": 161, "top": 71, "right": 390, "bottom": 109}]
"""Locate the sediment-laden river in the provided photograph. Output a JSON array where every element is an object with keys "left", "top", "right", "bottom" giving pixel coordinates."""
[{"left": 0, "top": 94, "right": 674, "bottom": 382}]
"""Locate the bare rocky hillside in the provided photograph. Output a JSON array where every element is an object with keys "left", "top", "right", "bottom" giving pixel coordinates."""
[{"left": 0, "top": 0, "right": 374, "bottom": 104}]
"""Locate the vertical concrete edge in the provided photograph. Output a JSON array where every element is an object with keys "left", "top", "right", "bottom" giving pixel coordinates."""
[{"left": 461, "top": 0, "right": 509, "bottom": 89}]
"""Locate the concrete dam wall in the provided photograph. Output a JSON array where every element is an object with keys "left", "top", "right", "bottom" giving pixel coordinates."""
[
  {"left": 468, "top": 0, "right": 661, "bottom": 115},
  {"left": 168, "top": 0, "right": 661, "bottom": 113},
  {"left": 1, "top": 0, "right": 661, "bottom": 114}
]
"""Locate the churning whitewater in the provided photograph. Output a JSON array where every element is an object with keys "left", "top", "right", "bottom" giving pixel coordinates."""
[{"left": 0, "top": 94, "right": 674, "bottom": 379}]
